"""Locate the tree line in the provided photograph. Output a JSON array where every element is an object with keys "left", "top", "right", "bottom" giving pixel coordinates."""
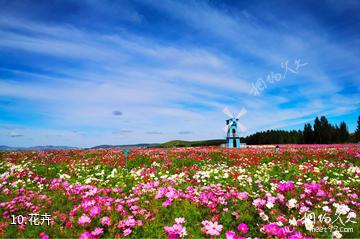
[{"left": 241, "top": 115, "right": 360, "bottom": 144}]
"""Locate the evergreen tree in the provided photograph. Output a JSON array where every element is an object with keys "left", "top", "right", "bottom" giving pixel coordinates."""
[
  {"left": 241, "top": 115, "right": 358, "bottom": 145},
  {"left": 320, "top": 116, "right": 332, "bottom": 143},
  {"left": 355, "top": 116, "right": 360, "bottom": 142},
  {"left": 313, "top": 117, "right": 321, "bottom": 143},
  {"left": 329, "top": 124, "right": 339, "bottom": 143},
  {"left": 303, "top": 123, "right": 313, "bottom": 144},
  {"left": 339, "top": 121, "right": 349, "bottom": 143}
]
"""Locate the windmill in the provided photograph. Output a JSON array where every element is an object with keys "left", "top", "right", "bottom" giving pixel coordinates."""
[{"left": 223, "top": 107, "right": 247, "bottom": 148}]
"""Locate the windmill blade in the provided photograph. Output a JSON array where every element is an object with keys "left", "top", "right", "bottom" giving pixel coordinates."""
[
  {"left": 223, "top": 107, "right": 234, "bottom": 118},
  {"left": 235, "top": 108, "right": 247, "bottom": 119},
  {"left": 223, "top": 121, "right": 232, "bottom": 132},
  {"left": 237, "top": 122, "right": 247, "bottom": 132}
]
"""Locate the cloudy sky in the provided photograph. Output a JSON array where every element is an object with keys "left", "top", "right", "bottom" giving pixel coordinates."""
[{"left": 0, "top": 0, "right": 359, "bottom": 147}]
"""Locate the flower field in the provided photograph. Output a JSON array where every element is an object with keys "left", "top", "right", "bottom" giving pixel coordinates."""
[{"left": 0, "top": 145, "right": 359, "bottom": 238}]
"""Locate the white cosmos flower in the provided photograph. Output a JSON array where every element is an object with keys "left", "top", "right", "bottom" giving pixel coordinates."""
[
  {"left": 304, "top": 218, "right": 314, "bottom": 231},
  {"left": 336, "top": 204, "right": 350, "bottom": 215},
  {"left": 347, "top": 212, "right": 356, "bottom": 219},
  {"left": 289, "top": 218, "right": 297, "bottom": 226},
  {"left": 288, "top": 199, "right": 297, "bottom": 208},
  {"left": 259, "top": 212, "right": 269, "bottom": 221},
  {"left": 322, "top": 206, "right": 331, "bottom": 212},
  {"left": 265, "top": 201, "right": 274, "bottom": 209},
  {"left": 332, "top": 230, "right": 342, "bottom": 239}
]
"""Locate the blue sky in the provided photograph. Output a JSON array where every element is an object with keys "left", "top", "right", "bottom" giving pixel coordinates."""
[{"left": 0, "top": 0, "right": 359, "bottom": 147}]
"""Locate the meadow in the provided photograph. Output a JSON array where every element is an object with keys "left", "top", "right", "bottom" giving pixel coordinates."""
[{"left": 0, "top": 145, "right": 359, "bottom": 238}]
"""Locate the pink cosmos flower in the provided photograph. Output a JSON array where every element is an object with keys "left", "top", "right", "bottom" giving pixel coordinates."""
[
  {"left": 91, "top": 227, "right": 103, "bottom": 237},
  {"left": 299, "top": 206, "right": 309, "bottom": 213},
  {"left": 117, "top": 220, "right": 125, "bottom": 229},
  {"left": 175, "top": 217, "right": 185, "bottom": 224},
  {"left": 238, "top": 192, "right": 249, "bottom": 200},
  {"left": 202, "top": 220, "right": 223, "bottom": 236},
  {"left": 79, "top": 231, "right": 92, "bottom": 239},
  {"left": 278, "top": 181, "right": 294, "bottom": 192},
  {"left": 89, "top": 206, "right": 101, "bottom": 217},
  {"left": 252, "top": 198, "right": 266, "bottom": 208},
  {"left": 164, "top": 223, "right": 187, "bottom": 238},
  {"left": 100, "top": 216, "right": 111, "bottom": 226},
  {"left": 65, "top": 221, "right": 72, "bottom": 228},
  {"left": 39, "top": 232, "right": 49, "bottom": 239},
  {"left": 130, "top": 205, "right": 139, "bottom": 211},
  {"left": 349, "top": 193, "right": 358, "bottom": 199},
  {"left": 116, "top": 205, "right": 124, "bottom": 212},
  {"left": 225, "top": 230, "right": 237, "bottom": 239},
  {"left": 288, "top": 231, "right": 304, "bottom": 239},
  {"left": 2, "top": 211, "right": 9, "bottom": 219},
  {"left": 304, "top": 182, "right": 321, "bottom": 193},
  {"left": 267, "top": 196, "right": 277, "bottom": 203},
  {"left": 125, "top": 217, "right": 136, "bottom": 227},
  {"left": 124, "top": 228, "right": 132, "bottom": 237},
  {"left": 78, "top": 214, "right": 91, "bottom": 226},
  {"left": 262, "top": 223, "right": 282, "bottom": 236},
  {"left": 163, "top": 199, "right": 173, "bottom": 207},
  {"left": 237, "top": 223, "right": 249, "bottom": 234},
  {"left": 59, "top": 213, "right": 67, "bottom": 222}
]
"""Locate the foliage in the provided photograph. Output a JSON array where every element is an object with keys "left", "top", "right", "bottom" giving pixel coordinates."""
[{"left": 243, "top": 115, "right": 357, "bottom": 145}]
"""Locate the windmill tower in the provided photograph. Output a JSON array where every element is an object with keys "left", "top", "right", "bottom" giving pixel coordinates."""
[{"left": 223, "top": 107, "right": 247, "bottom": 148}]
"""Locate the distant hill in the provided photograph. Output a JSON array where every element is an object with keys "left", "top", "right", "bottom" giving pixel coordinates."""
[
  {"left": 0, "top": 140, "right": 225, "bottom": 151},
  {"left": 0, "top": 145, "right": 14, "bottom": 151},
  {"left": 89, "top": 143, "right": 159, "bottom": 149},
  {"left": 0, "top": 145, "right": 78, "bottom": 151},
  {"left": 159, "top": 139, "right": 225, "bottom": 147}
]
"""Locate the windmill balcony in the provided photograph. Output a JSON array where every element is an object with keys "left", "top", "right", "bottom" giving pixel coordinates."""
[{"left": 226, "top": 136, "right": 240, "bottom": 139}]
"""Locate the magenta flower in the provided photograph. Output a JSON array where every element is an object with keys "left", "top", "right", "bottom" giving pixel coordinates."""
[
  {"left": 89, "top": 206, "right": 101, "bottom": 217},
  {"left": 39, "top": 232, "right": 49, "bottom": 239},
  {"left": 262, "top": 223, "right": 281, "bottom": 236},
  {"left": 288, "top": 231, "right": 304, "bottom": 239},
  {"left": 65, "top": 221, "right": 72, "bottom": 228},
  {"left": 237, "top": 223, "right": 249, "bottom": 234},
  {"left": 304, "top": 182, "right": 321, "bottom": 193},
  {"left": 316, "top": 190, "right": 327, "bottom": 197},
  {"left": 2, "top": 211, "right": 9, "bottom": 219},
  {"left": 225, "top": 230, "right": 237, "bottom": 239},
  {"left": 79, "top": 231, "right": 92, "bottom": 239},
  {"left": 164, "top": 223, "right": 187, "bottom": 238},
  {"left": 278, "top": 181, "right": 294, "bottom": 192}
]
